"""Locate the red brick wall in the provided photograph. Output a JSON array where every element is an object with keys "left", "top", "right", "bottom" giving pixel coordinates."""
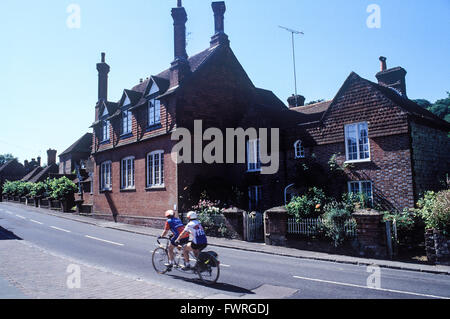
[
  {"left": 410, "top": 121, "right": 450, "bottom": 197},
  {"left": 92, "top": 135, "right": 178, "bottom": 220},
  {"left": 282, "top": 132, "right": 415, "bottom": 211}
]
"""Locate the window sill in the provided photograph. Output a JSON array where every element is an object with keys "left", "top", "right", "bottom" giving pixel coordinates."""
[
  {"left": 146, "top": 123, "right": 162, "bottom": 132},
  {"left": 100, "top": 189, "right": 112, "bottom": 193},
  {"left": 100, "top": 139, "right": 110, "bottom": 145},
  {"left": 247, "top": 169, "right": 262, "bottom": 173},
  {"left": 146, "top": 185, "right": 166, "bottom": 191},
  {"left": 344, "top": 159, "right": 371, "bottom": 164},
  {"left": 120, "top": 133, "right": 133, "bottom": 140},
  {"left": 120, "top": 188, "right": 136, "bottom": 192}
]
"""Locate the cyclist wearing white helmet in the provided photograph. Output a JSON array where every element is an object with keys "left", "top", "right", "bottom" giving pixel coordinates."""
[{"left": 175, "top": 211, "right": 208, "bottom": 270}]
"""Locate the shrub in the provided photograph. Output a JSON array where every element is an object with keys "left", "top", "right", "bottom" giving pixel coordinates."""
[
  {"left": 192, "top": 197, "right": 231, "bottom": 238},
  {"left": 417, "top": 190, "right": 450, "bottom": 233},
  {"left": 29, "top": 182, "right": 48, "bottom": 198},
  {"left": 16, "top": 182, "right": 33, "bottom": 197},
  {"left": 48, "top": 177, "right": 78, "bottom": 201},
  {"left": 2, "top": 181, "right": 14, "bottom": 196},
  {"left": 286, "top": 187, "right": 328, "bottom": 221},
  {"left": 320, "top": 201, "right": 356, "bottom": 247},
  {"left": 342, "top": 192, "right": 371, "bottom": 211},
  {"left": 383, "top": 209, "right": 416, "bottom": 231}
]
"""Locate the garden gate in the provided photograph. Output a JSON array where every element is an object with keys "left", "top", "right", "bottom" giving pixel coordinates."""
[{"left": 244, "top": 211, "right": 264, "bottom": 242}]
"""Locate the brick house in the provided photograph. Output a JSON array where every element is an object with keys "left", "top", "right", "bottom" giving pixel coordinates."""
[
  {"left": 90, "top": 1, "right": 287, "bottom": 226},
  {"left": 282, "top": 59, "right": 450, "bottom": 212},
  {"left": 88, "top": 1, "right": 449, "bottom": 226}
]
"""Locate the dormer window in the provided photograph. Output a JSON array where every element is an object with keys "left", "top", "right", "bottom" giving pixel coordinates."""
[
  {"left": 101, "top": 120, "right": 110, "bottom": 142},
  {"left": 294, "top": 140, "right": 305, "bottom": 159},
  {"left": 122, "top": 110, "right": 132, "bottom": 135},
  {"left": 147, "top": 81, "right": 161, "bottom": 128},
  {"left": 148, "top": 99, "right": 161, "bottom": 127}
]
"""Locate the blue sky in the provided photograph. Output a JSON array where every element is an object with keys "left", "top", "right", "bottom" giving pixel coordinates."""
[{"left": 1, "top": 0, "right": 449, "bottom": 163}]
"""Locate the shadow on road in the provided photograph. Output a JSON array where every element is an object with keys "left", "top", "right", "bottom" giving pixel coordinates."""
[
  {"left": 167, "top": 273, "right": 254, "bottom": 295},
  {"left": 0, "top": 226, "right": 22, "bottom": 240}
]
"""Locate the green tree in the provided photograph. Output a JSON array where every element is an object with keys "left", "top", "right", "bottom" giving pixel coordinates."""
[
  {"left": 0, "top": 154, "right": 16, "bottom": 166},
  {"left": 414, "top": 92, "right": 450, "bottom": 123}
]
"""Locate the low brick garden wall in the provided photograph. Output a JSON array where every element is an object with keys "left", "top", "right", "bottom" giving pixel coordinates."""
[{"left": 425, "top": 229, "right": 450, "bottom": 265}]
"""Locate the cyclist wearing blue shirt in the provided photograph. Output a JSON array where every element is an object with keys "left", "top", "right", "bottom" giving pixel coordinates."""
[
  {"left": 175, "top": 211, "right": 208, "bottom": 270},
  {"left": 160, "top": 210, "right": 189, "bottom": 270}
]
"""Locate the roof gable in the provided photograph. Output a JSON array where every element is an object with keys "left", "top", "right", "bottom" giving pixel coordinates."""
[{"left": 59, "top": 133, "right": 93, "bottom": 157}]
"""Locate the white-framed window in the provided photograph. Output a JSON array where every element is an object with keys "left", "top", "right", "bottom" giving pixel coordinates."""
[
  {"left": 294, "top": 140, "right": 305, "bottom": 159},
  {"left": 121, "top": 157, "right": 135, "bottom": 190},
  {"left": 100, "top": 161, "right": 112, "bottom": 191},
  {"left": 345, "top": 122, "right": 370, "bottom": 162},
  {"left": 122, "top": 110, "right": 132, "bottom": 135},
  {"left": 247, "top": 139, "right": 261, "bottom": 172},
  {"left": 348, "top": 181, "right": 373, "bottom": 205},
  {"left": 147, "top": 151, "right": 164, "bottom": 187},
  {"left": 249, "top": 186, "right": 262, "bottom": 212},
  {"left": 148, "top": 99, "right": 161, "bottom": 127},
  {"left": 102, "top": 120, "right": 110, "bottom": 142}
]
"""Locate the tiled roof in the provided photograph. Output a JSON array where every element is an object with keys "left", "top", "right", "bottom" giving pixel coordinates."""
[
  {"left": 21, "top": 166, "right": 43, "bottom": 182},
  {"left": 290, "top": 100, "right": 332, "bottom": 123},
  {"left": 29, "top": 163, "right": 59, "bottom": 183},
  {"left": 59, "top": 133, "right": 93, "bottom": 157}
]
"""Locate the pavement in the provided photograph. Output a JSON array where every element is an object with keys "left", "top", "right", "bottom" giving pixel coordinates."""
[{"left": 4, "top": 202, "right": 449, "bottom": 276}]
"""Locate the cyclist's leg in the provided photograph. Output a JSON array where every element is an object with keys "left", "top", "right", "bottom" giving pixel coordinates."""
[
  {"left": 167, "top": 242, "right": 175, "bottom": 264},
  {"left": 182, "top": 242, "right": 192, "bottom": 263}
]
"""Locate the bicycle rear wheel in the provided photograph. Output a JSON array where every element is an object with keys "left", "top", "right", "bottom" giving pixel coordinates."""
[
  {"left": 197, "top": 256, "right": 220, "bottom": 285},
  {"left": 152, "top": 247, "right": 169, "bottom": 274}
]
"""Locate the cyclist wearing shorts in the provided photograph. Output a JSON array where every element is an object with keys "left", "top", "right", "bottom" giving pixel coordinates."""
[
  {"left": 175, "top": 211, "right": 208, "bottom": 270},
  {"left": 159, "top": 210, "right": 189, "bottom": 270}
]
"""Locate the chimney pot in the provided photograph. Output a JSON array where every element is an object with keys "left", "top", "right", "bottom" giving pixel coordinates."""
[
  {"left": 47, "top": 149, "right": 57, "bottom": 166},
  {"left": 170, "top": 4, "right": 190, "bottom": 87},
  {"left": 96, "top": 52, "right": 110, "bottom": 103},
  {"left": 210, "top": 1, "right": 229, "bottom": 47},
  {"left": 288, "top": 94, "right": 306, "bottom": 108},
  {"left": 379, "top": 56, "right": 387, "bottom": 71}
]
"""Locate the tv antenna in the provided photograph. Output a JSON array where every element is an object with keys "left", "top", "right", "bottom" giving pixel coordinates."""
[{"left": 279, "top": 26, "right": 304, "bottom": 102}]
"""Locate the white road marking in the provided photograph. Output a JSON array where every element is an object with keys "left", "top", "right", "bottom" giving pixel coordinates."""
[
  {"left": 50, "top": 226, "right": 71, "bottom": 233},
  {"left": 293, "top": 275, "right": 450, "bottom": 299},
  {"left": 30, "top": 219, "right": 43, "bottom": 225},
  {"left": 4, "top": 211, "right": 12, "bottom": 215},
  {"left": 85, "top": 235, "right": 124, "bottom": 247},
  {"left": 16, "top": 215, "right": 26, "bottom": 220},
  {"left": 220, "top": 263, "right": 231, "bottom": 268}
]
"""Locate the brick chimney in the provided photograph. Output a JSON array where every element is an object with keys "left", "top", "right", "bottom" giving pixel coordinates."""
[
  {"left": 96, "top": 52, "right": 110, "bottom": 102},
  {"left": 210, "top": 1, "right": 229, "bottom": 47},
  {"left": 287, "top": 94, "right": 306, "bottom": 108},
  {"left": 376, "top": 57, "right": 407, "bottom": 97},
  {"left": 169, "top": 1, "right": 191, "bottom": 88},
  {"left": 37, "top": 156, "right": 41, "bottom": 167},
  {"left": 47, "top": 149, "right": 57, "bottom": 166}
]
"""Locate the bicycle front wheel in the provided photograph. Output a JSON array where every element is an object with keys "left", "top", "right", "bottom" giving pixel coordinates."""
[
  {"left": 152, "top": 247, "right": 169, "bottom": 274},
  {"left": 197, "top": 256, "right": 220, "bottom": 285}
]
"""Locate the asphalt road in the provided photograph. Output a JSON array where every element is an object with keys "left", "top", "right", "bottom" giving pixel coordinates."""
[{"left": 1, "top": 202, "right": 450, "bottom": 299}]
